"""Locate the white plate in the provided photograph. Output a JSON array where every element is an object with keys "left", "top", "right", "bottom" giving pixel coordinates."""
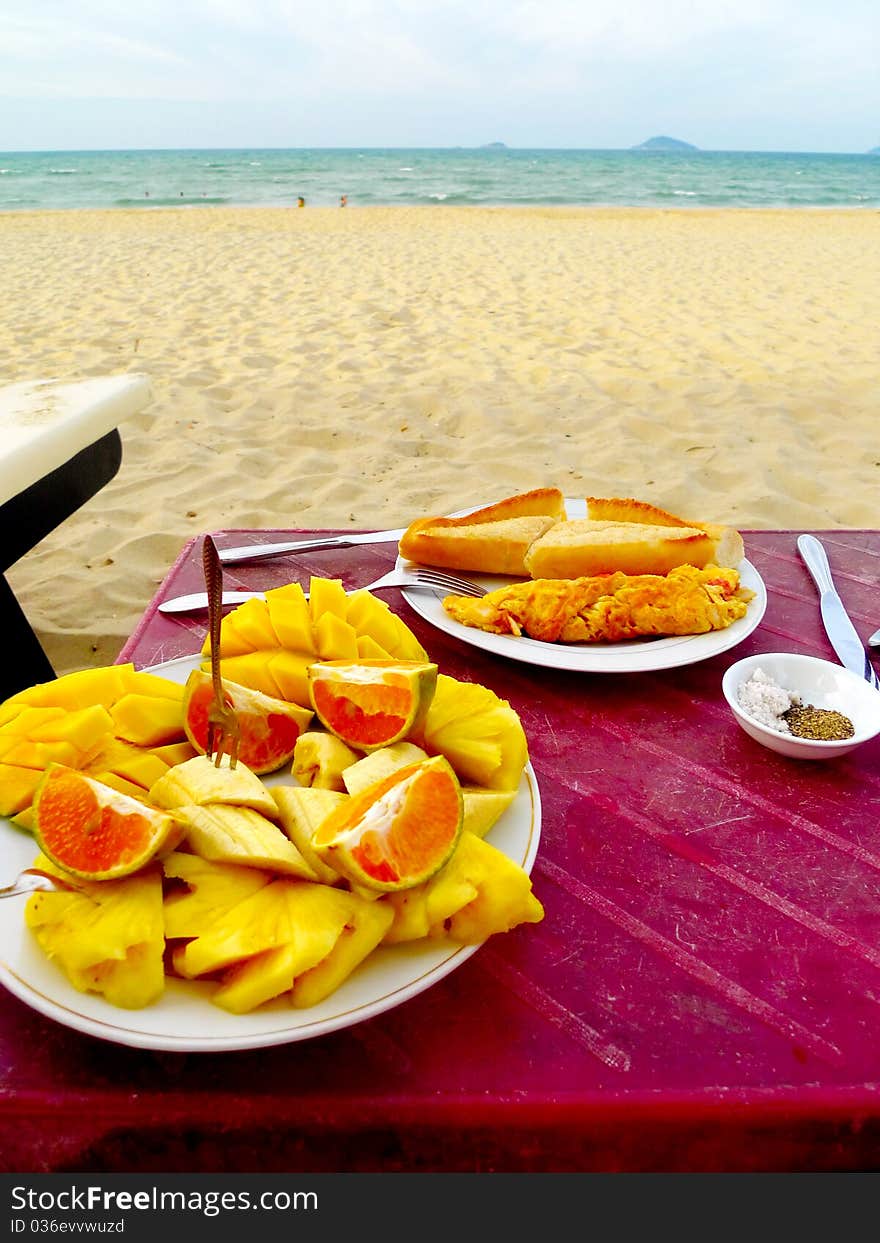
[
  {"left": 0, "top": 656, "right": 541, "bottom": 1052},
  {"left": 399, "top": 498, "right": 767, "bottom": 674}
]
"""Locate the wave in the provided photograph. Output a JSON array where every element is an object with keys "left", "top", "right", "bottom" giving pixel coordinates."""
[
  {"left": 49, "top": 168, "right": 77, "bottom": 175},
  {"left": 113, "top": 195, "right": 230, "bottom": 207}
]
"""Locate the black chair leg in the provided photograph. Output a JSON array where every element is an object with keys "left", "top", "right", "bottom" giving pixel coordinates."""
[
  {"left": 0, "top": 573, "right": 55, "bottom": 699},
  {"left": 0, "top": 427, "right": 124, "bottom": 700}
]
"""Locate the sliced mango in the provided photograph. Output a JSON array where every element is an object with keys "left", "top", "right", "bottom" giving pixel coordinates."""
[
  {"left": 265, "top": 583, "right": 316, "bottom": 654},
  {"left": 110, "top": 693, "right": 185, "bottom": 747},
  {"left": 0, "top": 763, "right": 44, "bottom": 816}
]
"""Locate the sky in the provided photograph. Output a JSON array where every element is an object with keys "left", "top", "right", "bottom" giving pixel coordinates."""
[{"left": 1, "top": 0, "right": 878, "bottom": 153}]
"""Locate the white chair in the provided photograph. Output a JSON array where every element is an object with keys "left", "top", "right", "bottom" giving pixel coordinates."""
[{"left": 0, "top": 374, "right": 152, "bottom": 697}]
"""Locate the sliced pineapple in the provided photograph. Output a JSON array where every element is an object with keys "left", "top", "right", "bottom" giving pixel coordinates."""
[
  {"left": 431, "top": 832, "right": 543, "bottom": 944},
  {"left": 461, "top": 787, "right": 517, "bottom": 839},
  {"left": 383, "top": 831, "right": 543, "bottom": 945},
  {"left": 163, "top": 852, "right": 273, "bottom": 939},
  {"left": 25, "top": 855, "right": 165, "bottom": 1008},
  {"left": 415, "top": 674, "right": 528, "bottom": 790},
  {"left": 0, "top": 662, "right": 192, "bottom": 830},
  {"left": 291, "top": 893, "right": 394, "bottom": 1008},
  {"left": 174, "top": 879, "right": 349, "bottom": 983}
]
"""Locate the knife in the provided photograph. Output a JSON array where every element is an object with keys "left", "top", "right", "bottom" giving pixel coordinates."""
[
  {"left": 217, "top": 527, "right": 406, "bottom": 565},
  {"left": 159, "top": 590, "right": 266, "bottom": 614},
  {"left": 797, "top": 534, "right": 880, "bottom": 689}
]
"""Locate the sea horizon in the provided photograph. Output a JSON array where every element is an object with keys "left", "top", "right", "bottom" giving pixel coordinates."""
[{"left": 1, "top": 146, "right": 878, "bottom": 211}]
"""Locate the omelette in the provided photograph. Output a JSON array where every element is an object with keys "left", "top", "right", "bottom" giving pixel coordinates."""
[{"left": 443, "top": 564, "right": 753, "bottom": 645}]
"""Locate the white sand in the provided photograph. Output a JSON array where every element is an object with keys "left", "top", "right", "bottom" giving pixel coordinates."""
[{"left": 3, "top": 205, "right": 879, "bottom": 675}]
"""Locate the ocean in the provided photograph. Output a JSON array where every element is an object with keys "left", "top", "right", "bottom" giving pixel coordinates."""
[{"left": 0, "top": 147, "right": 878, "bottom": 211}]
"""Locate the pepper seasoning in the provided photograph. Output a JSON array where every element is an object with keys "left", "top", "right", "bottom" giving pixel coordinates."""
[{"left": 782, "top": 703, "right": 854, "bottom": 741}]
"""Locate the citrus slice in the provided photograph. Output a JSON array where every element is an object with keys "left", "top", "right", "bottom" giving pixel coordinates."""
[
  {"left": 312, "top": 755, "right": 463, "bottom": 892},
  {"left": 307, "top": 659, "right": 438, "bottom": 752},
  {"left": 33, "top": 763, "right": 183, "bottom": 881},
  {"left": 182, "top": 670, "right": 313, "bottom": 774}
]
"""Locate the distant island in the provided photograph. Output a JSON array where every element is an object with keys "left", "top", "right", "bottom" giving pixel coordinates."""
[
  {"left": 480, "top": 142, "right": 507, "bottom": 149},
  {"left": 869, "top": 146, "right": 880, "bottom": 155},
  {"left": 632, "top": 136, "right": 699, "bottom": 151}
]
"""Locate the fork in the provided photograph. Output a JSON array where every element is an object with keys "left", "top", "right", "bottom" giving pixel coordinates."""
[
  {"left": 0, "top": 868, "right": 80, "bottom": 900},
  {"left": 202, "top": 534, "right": 241, "bottom": 768},
  {"left": 158, "top": 565, "right": 488, "bottom": 614}
]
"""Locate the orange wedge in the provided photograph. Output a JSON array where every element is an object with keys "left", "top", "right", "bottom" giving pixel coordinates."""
[
  {"left": 312, "top": 755, "right": 462, "bottom": 892},
  {"left": 308, "top": 659, "right": 438, "bottom": 751},
  {"left": 182, "top": 670, "right": 313, "bottom": 774},
  {"left": 33, "top": 764, "right": 183, "bottom": 881}
]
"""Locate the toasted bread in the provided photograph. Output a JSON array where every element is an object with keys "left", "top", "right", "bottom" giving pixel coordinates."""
[
  {"left": 398, "top": 487, "right": 566, "bottom": 576},
  {"left": 524, "top": 502, "right": 744, "bottom": 579},
  {"left": 399, "top": 488, "right": 743, "bottom": 580}
]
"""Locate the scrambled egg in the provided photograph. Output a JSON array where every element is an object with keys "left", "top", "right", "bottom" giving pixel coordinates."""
[{"left": 443, "top": 564, "right": 753, "bottom": 644}]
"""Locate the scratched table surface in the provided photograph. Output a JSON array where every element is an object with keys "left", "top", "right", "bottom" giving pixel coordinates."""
[{"left": 2, "top": 528, "right": 880, "bottom": 1173}]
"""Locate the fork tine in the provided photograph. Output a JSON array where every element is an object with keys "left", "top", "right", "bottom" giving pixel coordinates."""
[
  {"left": 410, "top": 568, "right": 483, "bottom": 590},
  {"left": 412, "top": 571, "right": 486, "bottom": 597}
]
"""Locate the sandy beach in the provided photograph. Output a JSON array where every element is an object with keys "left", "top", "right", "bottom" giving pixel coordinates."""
[{"left": 3, "top": 204, "right": 879, "bottom": 677}]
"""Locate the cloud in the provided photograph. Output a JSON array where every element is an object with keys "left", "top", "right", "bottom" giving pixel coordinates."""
[{"left": 0, "top": 1, "right": 877, "bottom": 147}]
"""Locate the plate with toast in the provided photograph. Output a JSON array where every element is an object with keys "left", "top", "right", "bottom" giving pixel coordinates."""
[{"left": 396, "top": 490, "right": 767, "bottom": 674}]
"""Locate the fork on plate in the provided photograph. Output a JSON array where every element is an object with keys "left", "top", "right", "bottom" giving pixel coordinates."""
[
  {"left": 0, "top": 868, "right": 80, "bottom": 900},
  {"left": 202, "top": 535, "right": 241, "bottom": 767},
  {"left": 158, "top": 564, "right": 487, "bottom": 614}
]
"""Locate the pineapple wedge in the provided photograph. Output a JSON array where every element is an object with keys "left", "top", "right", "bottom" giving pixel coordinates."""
[
  {"left": 461, "top": 787, "right": 517, "bottom": 839},
  {"left": 162, "top": 852, "right": 273, "bottom": 939},
  {"left": 416, "top": 674, "right": 528, "bottom": 791},
  {"left": 25, "top": 855, "right": 165, "bottom": 1008},
  {"left": 383, "top": 831, "right": 543, "bottom": 945},
  {"left": 174, "top": 879, "right": 349, "bottom": 982},
  {"left": 291, "top": 893, "right": 394, "bottom": 1008},
  {"left": 432, "top": 832, "right": 544, "bottom": 944}
]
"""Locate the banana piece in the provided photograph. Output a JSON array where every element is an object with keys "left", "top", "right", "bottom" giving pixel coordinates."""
[{"left": 292, "top": 732, "right": 360, "bottom": 791}]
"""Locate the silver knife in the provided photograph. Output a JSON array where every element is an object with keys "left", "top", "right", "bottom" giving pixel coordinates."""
[
  {"left": 797, "top": 534, "right": 880, "bottom": 689},
  {"left": 159, "top": 590, "right": 266, "bottom": 614},
  {"left": 217, "top": 527, "right": 406, "bottom": 565}
]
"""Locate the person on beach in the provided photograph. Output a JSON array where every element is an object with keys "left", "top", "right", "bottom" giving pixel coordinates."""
[
  {"left": 340, "top": 194, "right": 347, "bottom": 207},
  {"left": 297, "top": 196, "right": 305, "bottom": 207}
]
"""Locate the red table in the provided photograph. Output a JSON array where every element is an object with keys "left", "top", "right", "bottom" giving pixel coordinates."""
[{"left": 3, "top": 528, "right": 880, "bottom": 1173}]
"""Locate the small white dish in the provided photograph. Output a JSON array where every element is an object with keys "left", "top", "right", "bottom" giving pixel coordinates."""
[{"left": 722, "top": 652, "right": 880, "bottom": 760}]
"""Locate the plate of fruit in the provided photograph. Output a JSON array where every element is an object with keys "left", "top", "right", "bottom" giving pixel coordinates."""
[{"left": 0, "top": 578, "right": 542, "bottom": 1051}]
